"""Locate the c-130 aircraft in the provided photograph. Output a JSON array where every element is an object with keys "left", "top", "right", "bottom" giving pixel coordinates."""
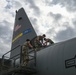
[{"left": 1, "top": 8, "right": 76, "bottom": 75}]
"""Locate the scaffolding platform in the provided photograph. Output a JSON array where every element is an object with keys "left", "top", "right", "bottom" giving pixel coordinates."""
[
  {"left": 0, "top": 45, "right": 37, "bottom": 75},
  {"left": 1, "top": 66, "right": 37, "bottom": 75}
]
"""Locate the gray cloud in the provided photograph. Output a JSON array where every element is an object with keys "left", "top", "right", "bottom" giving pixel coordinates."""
[
  {"left": 46, "top": 0, "right": 76, "bottom": 12},
  {"left": 72, "top": 19, "right": 76, "bottom": 27},
  {"left": 46, "top": 28, "right": 55, "bottom": 35},
  {"left": 0, "top": 42, "right": 10, "bottom": 57},
  {"left": 5, "top": 0, "right": 12, "bottom": 9},
  {"left": 5, "top": 5, "right": 12, "bottom": 9},
  {"left": 46, "top": 21, "right": 76, "bottom": 42},
  {"left": 6, "top": 0, "right": 10, "bottom": 2},
  {"left": 0, "top": 20, "right": 12, "bottom": 42},
  {"left": 54, "top": 26, "right": 76, "bottom": 42},
  {"left": 29, "top": 17, "right": 39, "bottom": 34},
  {"left": 0, "top": 20, "right": 12, "bottom": 33},
  {"left": 0, "top": 20, "right": 13, "bottom": 57},
  {"left": 30, "top": 17, "right": 37, "bottom": 25},
  {"left": 49, "top": 12, "right": 62, "bottom": 21},
  {"left": 3, "top": 1, "right": 15, "bottom": 17},
  {"left": 13, "top": 1, "right": 22, "bottom": 9},
  {"left": 25, "top": 0, "right": 41, "bottom": 16}
]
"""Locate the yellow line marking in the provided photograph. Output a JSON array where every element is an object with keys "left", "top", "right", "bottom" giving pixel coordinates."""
[{"left": 12, "top": 33, "right": 23, "bottom": 43}]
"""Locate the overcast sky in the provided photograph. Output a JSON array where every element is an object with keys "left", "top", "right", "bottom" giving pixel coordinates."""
[{"left": 0, "top": 0, "right": 76, "bottom": 57}]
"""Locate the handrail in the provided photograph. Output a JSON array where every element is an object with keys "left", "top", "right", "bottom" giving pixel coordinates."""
[
  {"left": 2, "top": 45, "right": 22, "bottom": 69},
  {"left": 1, "top": 44, "right": 37, "bottom": 71},
  {"left": 3, "top": 45, "right": 21, "bottom": 56},
  {"left": 10, "top": 54, "right": 20, "bottom": 59}
]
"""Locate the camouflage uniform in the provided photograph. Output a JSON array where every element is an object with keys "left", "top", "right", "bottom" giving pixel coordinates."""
[
  {"left": 44, "top": 38, "right": 54, "bottom": 46},
  {"left": 47, "top": 39, "right": 54, "bottom": 44},
  {"left": 21, "top": 42, "right": 29, "bottom": 66},
  {"left": 34, "top": 36, "right": 42, "bottom": 50}
]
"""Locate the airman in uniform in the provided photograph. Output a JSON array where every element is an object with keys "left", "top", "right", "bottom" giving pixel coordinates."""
[
  {"left": 34, "top": 34, "right": 46, "bottom": 50},
  {"left": 44, "top": 38, "right": 54, "bottom": 46},
  {"left": 21, "top": 39, "right": 33, "bottom": 66}
]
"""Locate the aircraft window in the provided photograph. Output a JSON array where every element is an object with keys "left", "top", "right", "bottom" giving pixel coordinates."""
[{"left": 18, "top": 17, "right": 22, "bottom": 20}]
